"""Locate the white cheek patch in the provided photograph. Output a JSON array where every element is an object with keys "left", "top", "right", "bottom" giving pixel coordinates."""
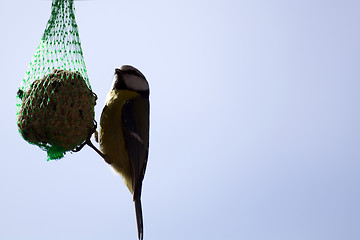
[
  {"left": 125, "top": 75, "right": 149, "bottom": 92},
  {"left": 110, "top": 74, "right": 119, "bottom": 92}
]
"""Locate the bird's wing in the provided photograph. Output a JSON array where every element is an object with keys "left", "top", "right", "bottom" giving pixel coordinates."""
[
  {"left": 121, "top": 95, "right": 149, "bottom": 197},
  {"left": 122, "top": 95, "right": 149, "bottom": 240}
]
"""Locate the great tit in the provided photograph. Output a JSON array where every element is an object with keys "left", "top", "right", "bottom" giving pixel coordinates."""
[{"left": 95, "top": 65, "right": 149, "bottom": 240}]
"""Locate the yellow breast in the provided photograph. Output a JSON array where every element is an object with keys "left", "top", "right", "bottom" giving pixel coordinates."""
[{"left": 98, "top": 89, "right": 139, "bottom": 193}]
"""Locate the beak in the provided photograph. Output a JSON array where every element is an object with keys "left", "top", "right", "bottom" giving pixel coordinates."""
[{"left": 115, "top": 68, "right": 122, "bottom": 75}]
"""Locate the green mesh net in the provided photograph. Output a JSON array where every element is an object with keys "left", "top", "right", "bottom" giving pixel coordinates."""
[{"left": 16, "top": 0, "right": 96, "bottom": 160}]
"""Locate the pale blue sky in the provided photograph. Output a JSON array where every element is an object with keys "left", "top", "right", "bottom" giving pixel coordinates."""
[{"left": 1, "top": 0, "right": 360, "bottom": 239}]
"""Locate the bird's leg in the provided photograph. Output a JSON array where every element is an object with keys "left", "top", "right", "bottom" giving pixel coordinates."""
[
  {"left": 85, "top": 137, "right": 111, "bottom": 164},
  {"left": 73, "top": 121, "right": 112, "bottom": 164},
  {"left": 73, "top": 141, "right": 87, "bottom": 152},
  {"left": 73, "top": 122, "right": 98, "bottom": 153}
]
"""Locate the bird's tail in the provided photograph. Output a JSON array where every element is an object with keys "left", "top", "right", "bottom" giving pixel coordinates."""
[{"left": 134, "top": 196, "right": 143, "bottom": 240}]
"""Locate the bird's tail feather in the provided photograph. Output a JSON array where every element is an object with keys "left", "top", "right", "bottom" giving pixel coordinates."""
[{"left": 134, "top": 197, "right": 143, "bottom": 240}]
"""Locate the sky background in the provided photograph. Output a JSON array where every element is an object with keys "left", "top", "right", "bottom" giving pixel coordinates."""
[{"left": 1, "top": 0, "right": 360, "bottom": 239}]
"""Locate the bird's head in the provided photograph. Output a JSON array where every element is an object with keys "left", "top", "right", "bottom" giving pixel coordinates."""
[{"left": 112, "top": 65, "right": 149, "bottom": 97}]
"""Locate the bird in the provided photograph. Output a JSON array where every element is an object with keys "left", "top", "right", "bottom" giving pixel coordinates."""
[{"left": 95, "top": 65, "right": 150, "bottom": 240}]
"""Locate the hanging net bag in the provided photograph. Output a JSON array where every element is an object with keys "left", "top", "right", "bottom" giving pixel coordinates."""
[{"left": 16, "top": 0, "right": 96, "bottom": 160}]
